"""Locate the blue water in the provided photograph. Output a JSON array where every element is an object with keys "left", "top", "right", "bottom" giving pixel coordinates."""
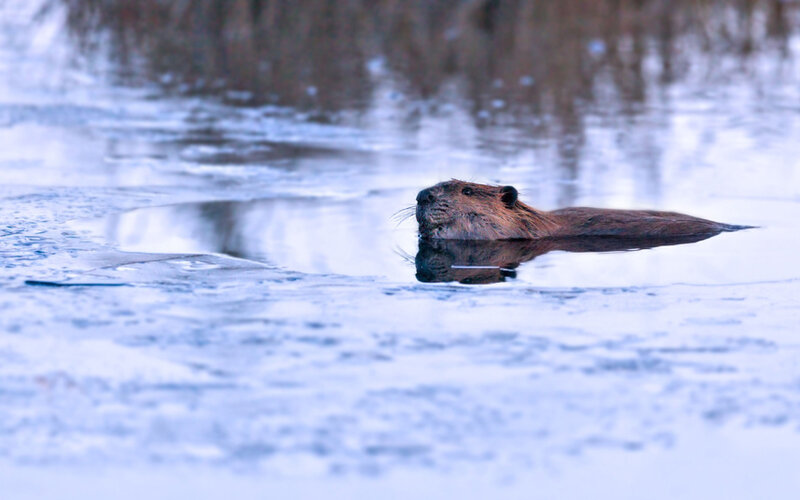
[{"left": 2, "top": 1, "right": 800, "bottom": 498}]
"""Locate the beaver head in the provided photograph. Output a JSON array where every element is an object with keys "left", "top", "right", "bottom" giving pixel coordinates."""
[{"left": 415, "top": 180, "right": 556, "bottom": 240}]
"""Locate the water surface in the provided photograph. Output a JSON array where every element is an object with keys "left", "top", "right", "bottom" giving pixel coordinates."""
[{"left": 2, "top": 1, "right": 800, "bottom": 498}]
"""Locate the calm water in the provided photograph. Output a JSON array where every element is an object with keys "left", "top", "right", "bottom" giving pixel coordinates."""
[{"left": 2, "top": 1, "right": 800, "bottom": 498}]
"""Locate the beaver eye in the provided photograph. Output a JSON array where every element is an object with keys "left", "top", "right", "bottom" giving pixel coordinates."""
[{"left": 462, "top": 187, "right": 473, "bottom": 196}]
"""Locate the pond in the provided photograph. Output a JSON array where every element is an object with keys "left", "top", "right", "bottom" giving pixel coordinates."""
[{"left": 1, "top": 1, "right": 800, "bottom": 498}]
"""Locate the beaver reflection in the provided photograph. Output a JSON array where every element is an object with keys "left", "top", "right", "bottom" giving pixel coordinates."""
[{"left": 415, "top": 234, "right": 719, "bottom": 284}]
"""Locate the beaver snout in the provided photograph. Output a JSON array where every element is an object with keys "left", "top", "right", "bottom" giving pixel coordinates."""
[{"left": 416, "top": 187, "right": 437, "bottom": 205}]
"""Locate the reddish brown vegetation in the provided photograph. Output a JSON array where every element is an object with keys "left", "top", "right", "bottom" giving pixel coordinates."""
[{"left": 54, "top": 0, "right": 795, "bottom": 115}]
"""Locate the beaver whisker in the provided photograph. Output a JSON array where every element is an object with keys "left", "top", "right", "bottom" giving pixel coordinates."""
[{"left": 391, "top": 206, "right": 416, "bottom": 220}]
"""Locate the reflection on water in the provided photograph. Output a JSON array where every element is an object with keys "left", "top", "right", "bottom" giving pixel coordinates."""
[
  {"left": 91, "top": 197, "right": 418, "bottom": 278},
  {"left": 415, "top": 234, "right": 725, "bottom": 284},
  {"left": 55, "top": 0, "right": 796, "bottom": 117},
  {"left": 40, "top": 0, "right": 800, "bottom": 210},
  {"left": 90, "top": 198, "right": 746, "bottom": 285}
]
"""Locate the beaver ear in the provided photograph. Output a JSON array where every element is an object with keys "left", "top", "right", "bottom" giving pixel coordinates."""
[{"left": 500, "top": 186, "right": 518, "bottom": 207}]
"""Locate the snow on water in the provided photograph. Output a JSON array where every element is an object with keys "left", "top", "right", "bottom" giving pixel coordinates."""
[{"left": 1, "top": 1, "right": 800, "bottom": 498}]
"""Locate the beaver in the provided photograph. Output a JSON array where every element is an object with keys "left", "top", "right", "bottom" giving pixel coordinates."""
[{"left": 416, "top": 180, "right": 752, "bottom": 240}]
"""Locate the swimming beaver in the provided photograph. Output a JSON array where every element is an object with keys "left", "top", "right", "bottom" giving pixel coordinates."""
[{"left": 416, "top": 180, "right": 751, "bottom": 240}]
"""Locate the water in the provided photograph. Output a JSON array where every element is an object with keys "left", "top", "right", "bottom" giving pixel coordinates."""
[{"left": 2, "top": 1, "right": 800, "bottom": 498}]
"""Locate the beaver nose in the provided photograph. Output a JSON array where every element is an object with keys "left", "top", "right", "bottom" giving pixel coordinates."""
[{"left": 416, "top": 188, "right": 436, "bottom": 205}]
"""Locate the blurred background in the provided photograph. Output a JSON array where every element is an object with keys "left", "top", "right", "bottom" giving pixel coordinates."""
[
  {"left": 56, "top": 0, "right": 795, "bottom": 112},
  {"left": 34, "top": 0, "right": 799, "bottom": 206},
  {"left": 55, "top": 0, "right": 798, "bottom": 157}
]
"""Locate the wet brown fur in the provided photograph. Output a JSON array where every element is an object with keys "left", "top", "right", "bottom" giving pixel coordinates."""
[{"left": 416, "top": 180, "right": 747, "bottom": 240}]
